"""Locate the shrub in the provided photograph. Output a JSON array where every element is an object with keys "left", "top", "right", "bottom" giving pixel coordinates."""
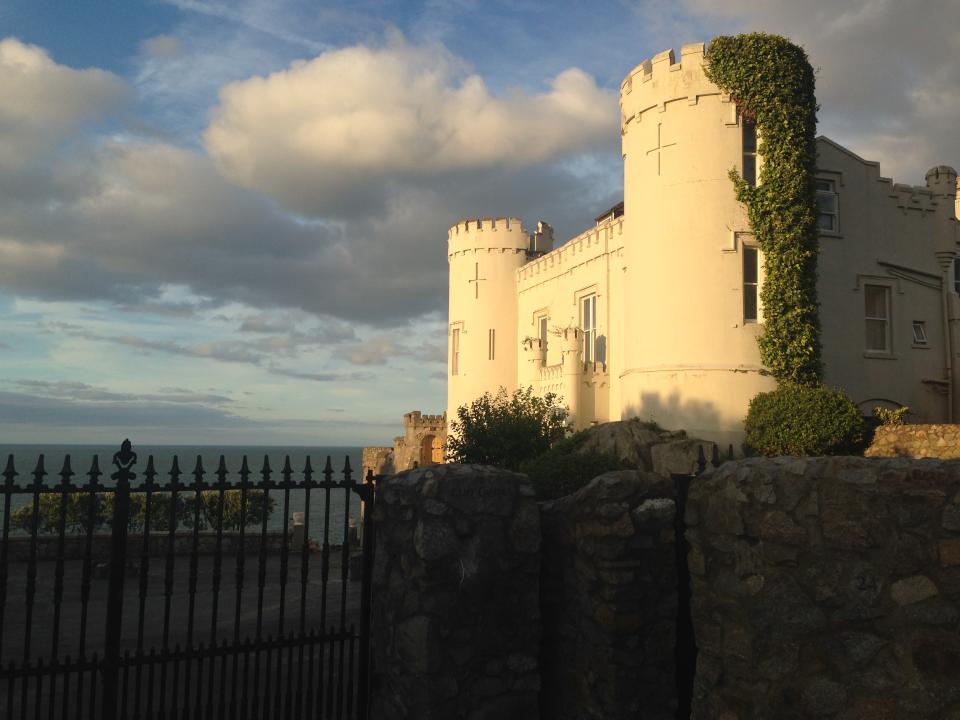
[
  {"left": 874, "top": 405, "right": 909, "bottom": 426},
  {"left": 446, "top": 386, "right": 570, "bottom": 470},
  {"left": 744, "top": 383, "right": 865, "bottom": 456},
  {"left": 519, "top": 431, "right": 632, "bottom": 501}
]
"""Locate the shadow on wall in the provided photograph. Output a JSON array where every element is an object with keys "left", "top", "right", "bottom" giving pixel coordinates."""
[{"left": 623, "top": 390, "right": 722, "bottom": 437}]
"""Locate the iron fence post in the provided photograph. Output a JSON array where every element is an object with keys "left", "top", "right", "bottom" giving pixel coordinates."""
[
  {"left": 355, "top": 470, "right": 377, "bottom": 720},
  {"left": 102, "top": 440, "right": 136, "bottom": 720}
]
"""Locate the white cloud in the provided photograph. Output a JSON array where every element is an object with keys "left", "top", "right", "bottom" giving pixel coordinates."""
[
  {"left": 0, "top": 38, "right": 126, "bottom": 167},
  {"left": 204, "top": 36, "right": 617, "bottom": 216},
  {"left": 681, "top": 0, "right": 960, "bottom": 183},
  {"left": 141, "top": 34, "right": 182, "bottom": 59}
]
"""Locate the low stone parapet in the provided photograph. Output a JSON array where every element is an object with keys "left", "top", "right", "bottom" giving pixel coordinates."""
[
  {"left": 866, "top": 424, "right": 960, "bottom": 459},
  {"left": 687, "top": 456, "right": 960, "bottom": 719}
]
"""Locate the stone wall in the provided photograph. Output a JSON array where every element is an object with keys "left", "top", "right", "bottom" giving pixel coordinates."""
[
  {"left": 370, "top": 464, "right": 541, "bottom": 720},
  {"left": 687, "top": 456, "right": 960, "bottom": 719},
  {"left": 362, "top": 446, "right": 395, "bottom": 479},
  {"left": 539, "top": 470, "right": 680, "bottom": 720},
  {"left": 866, "top": 424, "right": 960, "bottom": 459}
]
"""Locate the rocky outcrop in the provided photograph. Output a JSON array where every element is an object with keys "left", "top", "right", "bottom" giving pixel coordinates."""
[
  {"left": 539, "top": 470, "right": 679, "bottom": 720},
  {"left": 866, "top": 424, "right": 960, "bottom": 459},
  {"left": 370, "top": 464, "right": 540, "bottom": 720},
  {"left": 687, "top": 456, "right": 960, "bottom": 719},
  {"left": 575, "top": 420, "right": 714, "bottom": 476}
]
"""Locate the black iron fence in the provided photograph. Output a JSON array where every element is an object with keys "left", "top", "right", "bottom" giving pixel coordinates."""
[{"left": 0, "top": 440, "right": 375, "bottom": 720}]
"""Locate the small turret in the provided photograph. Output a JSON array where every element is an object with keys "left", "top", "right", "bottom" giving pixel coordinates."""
[
  {"left": 925, "top": 166, "right": 958, "bottom": 220},
  {"left": 530, "top": 221, "right": 554, "bottom": 254}
]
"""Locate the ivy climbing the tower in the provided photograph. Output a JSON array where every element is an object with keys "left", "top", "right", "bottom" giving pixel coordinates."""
[{"left": 704, "top": 33, "right": 822, "bottom": 385}]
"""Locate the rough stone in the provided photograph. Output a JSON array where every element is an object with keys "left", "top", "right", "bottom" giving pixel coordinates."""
[
  {"left": 688, "top": 456, "right": 960, "bottom": 719},
  {"left": 371, "top": 465, "right": 540, "bottom": 719},
  {"left": 540, "top": 469, "right": 678, "bottom": 720},
  {"left": 890, "top": 575, "right": 939, "bottom": 606}
]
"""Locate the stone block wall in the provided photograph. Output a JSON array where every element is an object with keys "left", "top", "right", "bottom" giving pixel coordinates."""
[
  {"left": 867, "top": 424, "right": 960, "bottom": 459},
  {"left": 539, "top": 470, "right": 679, "bottom": 720},
  {"left": 687, "top": 456, "right": 960, "bottom": 719},
  {"left": 370, "top": 464, "right": 541, "bottom": 720}
]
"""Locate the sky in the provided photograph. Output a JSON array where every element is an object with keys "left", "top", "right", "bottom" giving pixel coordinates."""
[{"left": 0, "top": 0, "right": 957, "bottom": 446}]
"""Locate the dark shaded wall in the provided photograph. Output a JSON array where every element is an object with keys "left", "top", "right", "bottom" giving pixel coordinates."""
[
  {"left": 369, "top": 464, "right": 541, "bottom": 720},
  {"left": 539, "top": 470, "right": 680, "bottom": 720}
]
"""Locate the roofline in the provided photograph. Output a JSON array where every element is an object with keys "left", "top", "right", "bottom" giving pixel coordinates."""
[{"left": 816, "top": 135, "right": 880, "bottom": 169}]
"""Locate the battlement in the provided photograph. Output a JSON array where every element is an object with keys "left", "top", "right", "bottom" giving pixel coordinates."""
[
  {"left": 926, "top": 166, "right": 958, "bottom": 196},
  {"left": 448, "top": 217, "right": 527, "bottom": 239},
  {"left": 517, "top": 215, "right": 625, "bottom": 288},
  {"left": 621, "top": 42, "right": 706, "bottom": 95},
  {"left": 402, "top": 410, "right": 446, "bottom": 429}
]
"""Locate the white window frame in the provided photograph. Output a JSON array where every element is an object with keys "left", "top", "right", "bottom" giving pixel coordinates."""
[
  {"left": 742, "top": 115, "right": 757, "bottom": 186},
  {"left": 912, "top": 321, "right": 928, "bottom": 345},
  {"left": 864, "top": 284, "right": 891, "bottom": 354},
  {"left": 451, "top": 327, "right": 460, "bottom": 376},
  {"left": 743, "top": 244, "right": 760, "bottom": 324},
  {"left": 816, "top": 178, "right": 839, "bottom": 234},
  {"left": 581, "top": 294, "right": 597, "bottom": 363},
  {"left": 538, "top": 315, "right": 549, "bottom": 365}
]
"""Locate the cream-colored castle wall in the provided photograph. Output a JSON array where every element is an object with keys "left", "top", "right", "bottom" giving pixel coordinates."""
[
  {"left": 619, "top": 43, "right": 775, "bottom": 444},
  {"left": 447, "top": 218, "right": 529, "bottom": 424},
  {"left": 515, "top": 216, "right": 625, "bottom": 426},
  {"left": 443, "top": 39, "right": 959, "bottom": 445},
  {"left": 816, "top": 140, "right": 959, "bottom": 421}
]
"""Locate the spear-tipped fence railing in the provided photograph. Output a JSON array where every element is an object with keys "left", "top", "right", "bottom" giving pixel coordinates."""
[{"left": 0, "top": 440, "right": 377, "bottom": 720}]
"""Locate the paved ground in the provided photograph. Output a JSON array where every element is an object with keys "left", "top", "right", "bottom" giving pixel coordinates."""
[
  {"left": 1, "top": 552, "right": 364, "bottom": 663},
  {"left": 0, "top": 552, "right": 367, "bottom": 718}
]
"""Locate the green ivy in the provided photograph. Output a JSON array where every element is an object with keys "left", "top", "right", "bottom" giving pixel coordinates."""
[{"left": 704, "top": 33, "right": 822, "bottom": 385}]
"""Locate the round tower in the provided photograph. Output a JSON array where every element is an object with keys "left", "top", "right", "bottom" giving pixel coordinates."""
[
  {"left": 619, "top": 42, "right": 775, "bottom": 443},
  {"left": 447, "top": 217, "right": 530, "bottom": 427}
]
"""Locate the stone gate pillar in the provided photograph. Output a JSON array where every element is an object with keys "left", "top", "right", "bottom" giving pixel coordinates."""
[{"left": 370, "top": 464, "right": 541, "bottom": 720}]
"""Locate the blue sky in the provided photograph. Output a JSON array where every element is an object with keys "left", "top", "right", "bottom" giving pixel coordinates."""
[{"left": 0, "top": 0, "right": 957, "bottom": 445}]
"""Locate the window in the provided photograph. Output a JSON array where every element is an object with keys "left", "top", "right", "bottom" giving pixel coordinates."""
[
  {"left": 954, "top": 257, "right": 960, "bottom": 294},
  {"left": 742, "top": 116, "right": 757, "bottom": 186},
  {"left": 538, "top": 316, "right": 549, "bottom": 365},
  {"left": 488, "top": 328, "right": 495, "bottom": 360},
  {"left": 451, "top": 328, "right": 460, "bottom": 375},
  {"left": 864, "top": 285, "right": 890, "bottom": 353},
  {"left": 743, "top": 246, "right": 759, "bottom": 323},
  {"left": 913, "top": 321, "right": 928, "bottom": 345},
  {"left": 582, "top": 295, "right": 597, "bottom": 363},
  {"left": 816, "top": 179, "right": 839, "bottom": 232}
]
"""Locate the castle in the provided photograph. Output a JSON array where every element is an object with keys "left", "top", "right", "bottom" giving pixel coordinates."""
[{"left": 445, "top": 41, "right": 960, "bottom": 446}]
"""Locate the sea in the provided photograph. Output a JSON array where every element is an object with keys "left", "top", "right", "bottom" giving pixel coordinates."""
[{"left": 0, "top": 444, "right": 364, "bottom": 538}]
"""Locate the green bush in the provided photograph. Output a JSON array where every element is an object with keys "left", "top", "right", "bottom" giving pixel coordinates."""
[
  {"left": 874, "top": 405, "right": 909, "bottom": 426},
  {"left": 519, "top": 432, "right": 631, "bottom": 501},
  {"left": 446, "top": 386, "right": 570, "bottom": 470},
  {"left": 744, "top": 383, "right": 865, "bottom": 456}
]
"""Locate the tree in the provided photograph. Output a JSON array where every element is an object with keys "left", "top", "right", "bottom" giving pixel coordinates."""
[{"left": 446, "top": 386, "right": 570, "bottom": 470}]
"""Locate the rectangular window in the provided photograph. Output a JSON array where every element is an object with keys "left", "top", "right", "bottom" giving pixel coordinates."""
[
  {"left": 913, "top": 321, "right": 928, "bottom": 345},
  {"left": 816, "top": 179, "right": 839, "bottom": 232},
  {"left": 582, "top": 295, "right": 597, "bottom": 363},
  {"left": 954, "top": 257, "right": 960, "bottom": 294},
  {"left": 488, "top": 328, "right": 495, "bottom": 360},
  {"left": 742, "top": 116, "right": 757, "bottom": 186},
  {"left": 451, "top": 328, "right": 460, "bottom": 375},
  {"left": 538, "top": 316, "right": 549, "bottom": 365},
  {"left": 743, "top": 246, "right": 759, "bottom": 322},
  {"left": 864, "top": 284, "right": 890, "bottom": 353}
]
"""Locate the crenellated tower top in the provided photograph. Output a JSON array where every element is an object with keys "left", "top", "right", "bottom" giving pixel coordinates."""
[{"left": 620, "top": 42, "right": 730, "bottom": 138}]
